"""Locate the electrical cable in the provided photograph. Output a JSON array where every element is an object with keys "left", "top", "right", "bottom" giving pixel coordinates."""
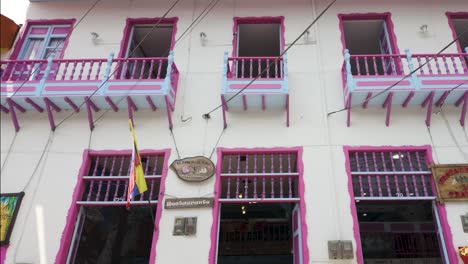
[
  {"left": 0, "top": 132, "right": 17, "bottom": 177},
  {"left": 202, "top": 0, "right": 338, "bottom": 118},
  {"left": 53, "top": 0, "right": 182, "bottom": 129},
  {"left": 209, "top": 128, "right": 225, "bottom": 159},
  {"left": 13, "top": 130, "right": 54, "bottom": 263},
  {"left": 170, "top": 129, "right": 182, "bottom": 159},
  {"left": 327, "top": 28, "right": 468, "bottom": 116},
  {"left": 6, "top": 0, "right": 102, "bottom": 99}
]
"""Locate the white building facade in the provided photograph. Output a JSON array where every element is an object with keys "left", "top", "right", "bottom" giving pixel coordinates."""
[{"left": 1, "top": 0, "right": 467, "bottom": 263}]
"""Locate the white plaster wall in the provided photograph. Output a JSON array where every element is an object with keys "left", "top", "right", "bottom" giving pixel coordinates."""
[{"left": 1, "top": 0, "right": 467, "bottom": 263}]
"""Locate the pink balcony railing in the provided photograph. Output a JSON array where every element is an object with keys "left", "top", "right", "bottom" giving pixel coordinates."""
[
  {"left": 77, "top": 154, "right": 165, "bottom": 206},
  {"left": 1, "top": 57, "right": 171, "bottom": 82},
  {"left": 227, "top": 56, "right": 284, "bottom": 79},
  {"left": 343, "top": 51, "right": 467, "bottom": 77},
  {"left": 220, "top": 152, "right": 299, "bottom": 201},
  {"left": 1, "top": 52, "right": 179, "bottom": 132}
]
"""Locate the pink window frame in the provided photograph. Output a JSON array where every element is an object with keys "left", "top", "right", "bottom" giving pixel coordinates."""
[
  {"left": 231, "top": 16, "right": 286, "bottom": 57},
  {"left": 208, "top": 147, "right": 309, "bottom": 264},
  {"left": 54, "top": 148, "right": 171, "bottom": 264},
  {"left": 343, "top": 145, "right": 458, "bottom": 264},
  {"left": 8, "top": 19, "right": 76, "bottom": 60},
  {"left": 338, "top": 12, "right": 401, "bottom": 55},
  {"left": 117, "top": 17, "right": 178, "bottom": 59},
  {"left": 446, "top": 12, "right": 468, "bottom": 53}
]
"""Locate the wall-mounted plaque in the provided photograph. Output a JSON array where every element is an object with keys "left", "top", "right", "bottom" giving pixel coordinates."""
[
  {"left": 170, "top": 156, "right": 215, "bottom": 182},
  {"left": 431, "top": 164, "right": 468, "bottom": 203},
  {"left": 173, "top": 217, "right": 197, "bottom": 236},
  {"left": 165, "top": 198, "right": 214, "bottom": 209},
  {"left": 0, "top": 192, "right": 25, "bottom": 245}
]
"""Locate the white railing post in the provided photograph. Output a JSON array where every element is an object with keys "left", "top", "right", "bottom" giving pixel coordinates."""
[
  {"left": 223, "top": 51, "right": 229, "bottom": 92},
  {"left": 42, "top": 54, "right": 54, "bottom": 81},
  {"left": 344, "top": 49, "right": 354, "bottom": 91},
  {"left": 282, "top": 53, "right": 288, "bottom": 93},
  {"left": 103, "top": 52, "right": 114, "bottom": 80},
  {"left": 405, "top": 49, "right": 420, "bottom": 89},
  {"left": 165, "top": 51, "right": 174, "bottom": 89}
]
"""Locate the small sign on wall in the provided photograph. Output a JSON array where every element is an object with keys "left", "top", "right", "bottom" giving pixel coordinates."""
[
  {"left": 165, "top": 198, "right": 214, "bottom": 209},
  {"left": 0, "top": 192, "right": 25, "bottom": 245},
  {"left": 173, "top": 217, "right": 197, "bottom": 236},
  {"left": 170, "top": 156, "right": 215, "bottom": 182},
  {"left": 431, "top": 164, "right": 468, "bottom": 203}
]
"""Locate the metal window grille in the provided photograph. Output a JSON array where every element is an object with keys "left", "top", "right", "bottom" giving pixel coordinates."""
[
  {"left": 77, "top": 153, "right": 166, "bottom": 205},
  {"left": 220, "top": 152, "right": 299, "bottom": 202},
  {"left": 349, "top": 150, "right": 434, "bottom": 199}
]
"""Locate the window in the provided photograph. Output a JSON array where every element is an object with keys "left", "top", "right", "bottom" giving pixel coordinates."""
[
  {"left": 210, "top": 148, "right": 308, "bottom": 264},
  {"left": 118, "top": 18, "right": 177, "bottom": 79},
  {"left": 18, "top": 24, "right": 71, "bottom": 60},
  {"left": 339, "top": 13, "right": 401, "bottom": 76},
  {"left": 4, "top": 21, "right": 73, "bottom": 81},
  {"left": 56, "top": 150, "right": 170, "bottom": 264},
  {"left": 345, "top": 147, "right": 456, "bottom": 264},
  {"left": 231, "top": 17, "right": 284, "bottom": 79}
]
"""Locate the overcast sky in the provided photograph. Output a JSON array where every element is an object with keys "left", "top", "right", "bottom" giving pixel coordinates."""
[{"left": 2, "top": 0, "right": 29, "bottom": 24}]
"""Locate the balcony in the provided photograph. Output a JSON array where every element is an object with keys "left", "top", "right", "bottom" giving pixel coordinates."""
[
  {"left": 342, "top": 48, "right": 468, "bottom": 127},
  {"left": 0, "top": 52, "right": 179, "bottom": 131},
  {"left": 221, "top": 52, "right": 289, "bottom": 128}
]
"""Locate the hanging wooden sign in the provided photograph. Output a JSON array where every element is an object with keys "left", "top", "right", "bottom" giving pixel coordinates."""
[
  {"left": 0, "top": 192, "right": 24, "bottom": 245},
  {"left": 170, "top": 156, "right": 215, "bottom": 182},
  {"left": 431, "top": 164, "right": 468, "bottom": 203}
]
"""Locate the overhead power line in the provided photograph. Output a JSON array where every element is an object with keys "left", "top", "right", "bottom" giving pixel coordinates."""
[
  {"left": 327, "top": 28, "right": 468, "bottom": 116},
  {"left": 202, "top": 0, "right": 338, "bottom": 118}
]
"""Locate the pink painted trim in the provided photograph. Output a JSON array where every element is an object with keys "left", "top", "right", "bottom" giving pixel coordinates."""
[
  {"left": 421, "top": 79, "right": 468, "bottom": 85},
  {"left": 232, "top": 16, "right": 286, "bottom": 57},
  {"left": 54, "top": 150, "right": 91, "bottom": 264},
  {"left": 0, "top": 246, "right": 8, "bottom": 264},
  {"left": 208, "top": 148, "right": 223, "bottom": 264},
  {"left": 356, "top": 80, "right": 410, "bottom": 86},
  {"left": 150, "top": 149, "right": 171, "bottom": 264},
  {"left": 338, "top": 12, "right": 401, "bottom": 55},
  {"left": 229, "top": 83, "right": 282, "bottom": 89},
  {"left": 44, "top": 86, "right": 98, "bottom": 91},
  {"left": 343, "top": 146, "right": 364, "bottom": 264},
  {"left": 1, "top": 86, "right": 36, "bottom": 92},
  {"left": 54, "top": 149, "right": 171, "bottom": 264},
  {"left": 446, "top": 12, "right": 468, "bottom": 53},
  {"left": 343, "top": 145, "right": 458, "bottom": 264},
  {"left": 296, "top": 146, "right": 310, "bottom": 264},
  {"left": 208, "top": 147, "right": 309, "bottom": 264},
  {"left": 117, "top": 17, "right": 178, "bottom": 59},
  {"left": 107, "top": 85, "right": 162, "bottom": 90},
  {"left": 9, "top": 19, "right": 76, "bottom": 60}
]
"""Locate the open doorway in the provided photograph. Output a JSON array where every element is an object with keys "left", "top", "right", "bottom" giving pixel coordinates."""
[
  {"left": 212, "top": 149, "right": 307, "bottom": 264},
  {"left": 119, "top": 19, "right": 176, "bottom": 79},
  {"left": 218, "top": 202, "right": 298, "bottom": 264},
  {"left": 340, "top": 14, "right": 400, "bottom": 76},
  {"left": 356, "top": 200, "right": 443, "bottom": 264},
  {"left": 234, "top": 19, "right": 283, "bottom": 78},
  {"left": 448, "top": 15, "right": 468, "bottom": 66}
]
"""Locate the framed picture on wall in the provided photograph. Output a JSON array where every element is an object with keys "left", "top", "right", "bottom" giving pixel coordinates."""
[{"left": 0, "top": 192, "right": 25, "bottom": 245}]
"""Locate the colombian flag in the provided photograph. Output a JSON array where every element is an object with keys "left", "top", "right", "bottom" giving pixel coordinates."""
[{"left": 126, "top": 119, "right": 148, "bottom": 209}]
